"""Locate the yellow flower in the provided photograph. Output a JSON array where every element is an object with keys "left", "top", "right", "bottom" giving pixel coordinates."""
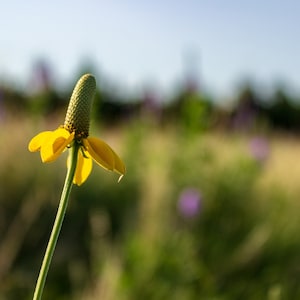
[{"left": 28, "top": 74, "right": 125, "bottom": 186}]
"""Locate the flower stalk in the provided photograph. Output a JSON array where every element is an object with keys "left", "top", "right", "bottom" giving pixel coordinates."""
[{"left": 33, "top": 142, "right": 79, "bottom": 300}]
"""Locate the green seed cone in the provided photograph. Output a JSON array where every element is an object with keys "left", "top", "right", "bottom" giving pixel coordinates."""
[{"left": 64, "top": 74, "right": 96, "bottom": 138}]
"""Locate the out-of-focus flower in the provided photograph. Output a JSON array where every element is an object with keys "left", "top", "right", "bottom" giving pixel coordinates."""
[
  {"left": 249, "top": 136, "right": 270, "bottom": 163},
  {"left": 177, "top": 188, "right": 202, "bottom": 219}
]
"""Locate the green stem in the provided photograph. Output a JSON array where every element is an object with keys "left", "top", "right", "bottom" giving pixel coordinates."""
[{"left": 33, "top": 143, "right": 79, "bottom": 300}]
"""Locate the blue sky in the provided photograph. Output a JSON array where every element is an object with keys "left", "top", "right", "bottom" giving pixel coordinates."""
[{"left": 1, "top": 0, "right": 299, "bottom": 98}]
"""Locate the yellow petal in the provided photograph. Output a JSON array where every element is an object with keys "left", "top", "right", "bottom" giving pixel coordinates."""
[
  {"left": 41, "top": 128, "right": 74, "bottom": 163},
  {"left": 73, "top": 149, "right": 93, "bottom": 186},
  {"left": 83, "top": 137, "right": 115, "bottom": 171},
  {"left": 28, "top": 131, "right": 53, "bottom": 152},
  {"left": 85, "top": 137, "right": 125, "bottom": 181},
  {"left": 111, "top": 148, "right": 126, "bottom": 181}
]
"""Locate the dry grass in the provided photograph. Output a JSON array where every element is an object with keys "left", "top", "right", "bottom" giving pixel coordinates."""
[{"left": 259, "top": 136, "right": 300, "bottom": 197}]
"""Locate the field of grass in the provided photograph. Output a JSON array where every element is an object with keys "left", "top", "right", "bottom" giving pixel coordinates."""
[{"left": 1, "top": 114, "right": 300, "bottom": 299}]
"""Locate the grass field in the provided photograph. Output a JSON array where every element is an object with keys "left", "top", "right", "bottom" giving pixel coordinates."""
[{"left": 1, "top": 114, "right": 300, "bottom": 299}]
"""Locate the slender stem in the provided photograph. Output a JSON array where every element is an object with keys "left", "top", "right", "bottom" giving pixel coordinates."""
[{"left": 33, "top": 143, "right": 79, "bottom": 300}]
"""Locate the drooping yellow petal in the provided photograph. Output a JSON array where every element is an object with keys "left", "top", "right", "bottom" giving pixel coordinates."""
[
  {"left": 41, "top": 128, "right": 74, "bottom": 163},
  {"left": 73, "top": 149, "right": 93, "bottom": 186},
  {"left": 110, "top": 148, "right": 126, "bottom": 177},
  {"left": 83, "top": 137, "right": 115, "bottom": 171},
  {"left": 28, "top": 131, "right": 53, "bottom": 152},
  {"left": 85, "top": 137, "right": 125, "bottom": 182}
]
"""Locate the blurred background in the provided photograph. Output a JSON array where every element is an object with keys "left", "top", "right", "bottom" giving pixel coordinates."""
[{"left": 1, "top": 1, "right": 300, "bottom": 299}]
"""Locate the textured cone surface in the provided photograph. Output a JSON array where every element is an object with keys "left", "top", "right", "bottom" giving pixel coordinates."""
[{"left": 64, "top": 74, "right": 96, "bottom": 137}]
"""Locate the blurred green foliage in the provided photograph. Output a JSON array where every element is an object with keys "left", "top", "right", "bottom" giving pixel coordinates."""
[
  {"left": 2, "top": 67, "right": 300, "bottom": 299},
  {"left": 1, "top": 110, "right": 300, "bottom": 300}
]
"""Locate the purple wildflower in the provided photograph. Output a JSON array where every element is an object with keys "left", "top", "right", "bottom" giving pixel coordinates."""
[
  {"left": 249, "top": 136, "right": 270, "bottom": 163},
  {"left": 177, "top": 188, "right": 202, "bottom": 219}
]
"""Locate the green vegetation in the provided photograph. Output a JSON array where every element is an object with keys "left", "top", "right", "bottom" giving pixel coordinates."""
[
  {"left": 1, "top": 111, "right": 300, "bottom": 299},
  {"left": 2, "top": 64, "right": 300, "bottom": 299}
]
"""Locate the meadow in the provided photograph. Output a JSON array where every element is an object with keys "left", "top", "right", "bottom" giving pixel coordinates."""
[{"left": 1, "top": 110, "right": 300, "bottom": 300}]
